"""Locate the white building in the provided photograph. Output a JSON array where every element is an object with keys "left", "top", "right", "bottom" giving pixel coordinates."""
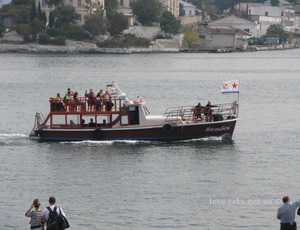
[
  {"left": 234, "top": 2, "right": 295, "bottom": 36},
  {"left": 160, "top": 0, "right": 180, "bottom": 17},
  {"left": 209, "top": 15, "right": 259, "bottom": 37},
  {"left": 117, "top": 0, "right": 134, "bottom": 26},
  {"left": 36, "top": 0, "right": 105, "bottom": 25},
  {"left": 0, "top": 0, "right": 11, "bottom": 8},
  {"left": 180, "top": 0, "right": 198, "bottom": 16}
]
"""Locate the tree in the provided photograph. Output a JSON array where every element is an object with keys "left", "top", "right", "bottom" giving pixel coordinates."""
[
  {"left": 0, "top": 24, "right": 5, "bottom": 37},
  {"left": 160, "top": 11, "right": 181, "bottom": 35},
  {"left": 271, "top": 0, "right": 279, "bottom": 6},
  {"left": 183, "top": 30, "right": 200, "bottom": 48},
  {"left": 132, "top": 0, "right": 162, "bottom": 25},
  {"left": 179, "top": 3, "right": 185, "bottom": 16},
  {"left": 104, "top": 0, "right": 118, "bottom": 17},
  {"left": 266, "top": 24, "right": 287, "bottom": 38},
  {"left": 50, "top": 5, "right": 79, "bottom": 30},
  {"left": 107, "top": 13, "right": 128, "bottom": 36},
  {"left": 48, "top": 0, "right": 64, "bottom": 7},
  {"left": 84, "top": 15, "right": 107, "bottom": 37},
  {"left": 31, "top": 18, "right": 45, "bottom": 40}
]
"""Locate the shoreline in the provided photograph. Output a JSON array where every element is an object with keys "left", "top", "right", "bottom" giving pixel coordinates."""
[{"left": 0, "top": 43, "right": 298, "bottom": 54}]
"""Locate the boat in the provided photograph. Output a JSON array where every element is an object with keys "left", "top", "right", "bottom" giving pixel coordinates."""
[{"left": 30, "top": 82, "right": 239, "bottom": 142}]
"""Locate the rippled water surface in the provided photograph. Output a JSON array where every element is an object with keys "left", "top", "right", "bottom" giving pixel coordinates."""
[{"left": 1, "top": 50, "right": 300, "bottom": 230}]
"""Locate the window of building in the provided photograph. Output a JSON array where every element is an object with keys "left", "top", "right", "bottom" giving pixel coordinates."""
[
  {"left": 78, "top": 0, "right": 82, "bottom": 7},
  {"left": 120, "top": 0, "right": 124, "bottom": 6},
  {"left": 265, "top": 11, "right": 269, "bottom": 16}
]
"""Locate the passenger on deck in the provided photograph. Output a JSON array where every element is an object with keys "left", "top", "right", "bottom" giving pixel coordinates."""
[
  {"left": 67, "top": 88, "right": 74, "bottom": 97},
  {"left": 86, "top": 89, "right": 96, "bottom": 111},
  {"left": 194, "top": 103, "right": 202, "bottom": 120},
  {"left": 51, "top": 93, "right": 64, "bottom": 112},
  {"left": 80, "top": 119, "right": 85, "bottom": 126},
  {"left": 205, "top": 101, "right": 213, "bottom": 122},
  {"left": 105, "top": 98, "right": 114, "bottom": 112},
  {"left": 88, "top": 118, "right": 95, "bottom": 127},
  {"left": 96, "top": 89, "right": 104, "bottom": 98},
  {"left": 95, "top": 96, "right": 102, "bottom": 112}
]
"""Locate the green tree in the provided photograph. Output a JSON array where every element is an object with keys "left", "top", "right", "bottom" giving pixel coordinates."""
[
  {"left": 183, "top": 30, "right": 200, "bottom": 48},
  {"left": 48, "top": 0, "right": 64, "bottom": 7},
  {"left": 50, "top": 5, "right": 79, "bottom": 30},
  {"left": 31, "top": 18, "right": 45, "bottom": 40},
  {"left": 104, "top": 0, "right": 118, "bottom": 17},
  {"left": 271, "top": 0, "right": 279, "bottom": 6},
  {"left": 0, "top": 24, "right": 5, "bottom": 37},
  {"left": 160, "top": 11, "right": 181, "bottom": 35},
  {"left": 266, "top": 24, "right": 287, "bottom": 38},
  {"left": 84, "top": 15, "right": 107, "bottom": 37},
  {"left": 107, "top": 13, "right": 128, "bottom": 36},
  {"left": 132, "top": 0, "right": 162, "bottom": 25}
]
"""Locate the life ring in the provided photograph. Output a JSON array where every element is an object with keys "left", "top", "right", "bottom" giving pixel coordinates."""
[{"left": 161, "top": 124, "right": 174, "bottom": 136}]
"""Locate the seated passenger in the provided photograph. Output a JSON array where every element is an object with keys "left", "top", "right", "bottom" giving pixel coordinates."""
[{"left": 88, "top": 118, "right": 95, "bottom": 127}]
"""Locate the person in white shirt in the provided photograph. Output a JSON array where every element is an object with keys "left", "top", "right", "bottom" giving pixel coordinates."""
[{"left": 42, "top": 196, "right": 66, "bottom": 227}]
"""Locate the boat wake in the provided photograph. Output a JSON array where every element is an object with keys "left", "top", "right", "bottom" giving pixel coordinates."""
[
  {"left": 0, "top": 133, "right": 27, "bottom": 138},
  {"left": 59, "top": 137, "right": 229, "bottom": 146},
  {"left": 0, "top": 133, "right": 28, "bottom": 146},
  {"left": 60, "top": 140, "right": 152, "bottom": 146}
]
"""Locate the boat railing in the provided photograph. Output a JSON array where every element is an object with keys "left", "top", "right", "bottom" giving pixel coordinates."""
[
  {"left": 49, "top": 97, "right": 125, "bottom": 114},
  {"left": 164, "top": 102, "right": 238, "bottom": 123}
]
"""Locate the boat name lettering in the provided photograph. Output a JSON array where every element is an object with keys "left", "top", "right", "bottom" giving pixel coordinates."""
[{"left": 205, "top": 126, "right": 230, "bottom": 132}]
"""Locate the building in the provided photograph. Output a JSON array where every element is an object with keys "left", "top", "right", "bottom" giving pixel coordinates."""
[
  {"left": 117, "top": 0, "right": 134, "bottom": 26},
  {"left": 160, "top": 0, "right": 180, "bottom": 17},
  {"left": 180, "top": 0, "right": 198, "bottom": 17},
  {"left": 36, "top": 0, "right": 105, "bottom": 25},
  {"left": 0, "top": 0, "right": 11, "bottom": 8},
  {"left": 199, "top": 25, "right": 249, "bottom": 51},
  {"left": 209, "top": 15, "right": 259, "bottom": 37},
  {"left": 234, "top": 2, "right": 296, "bottom": 36}
]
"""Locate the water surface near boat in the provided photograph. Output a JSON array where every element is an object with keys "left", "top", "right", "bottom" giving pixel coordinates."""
[{"left": 1, "top": 51, "right": 300, "bottom": 230}]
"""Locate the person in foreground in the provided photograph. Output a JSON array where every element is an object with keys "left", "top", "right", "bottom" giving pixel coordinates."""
[
  {"left": 43, "top": 196, "right": 69, "bottom": 230},
  {"left": 25, "top": 198, "right": 44, "bottom": 230},
  {"left": 277, "top": 196, "right": 300, "bottom": 230}
]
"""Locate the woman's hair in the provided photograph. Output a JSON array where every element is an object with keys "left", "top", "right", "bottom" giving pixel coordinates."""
[{"left": 32, "top": 199, "right": 40, "bottom": 208}]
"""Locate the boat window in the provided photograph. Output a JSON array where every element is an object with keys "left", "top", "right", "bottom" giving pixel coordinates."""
[
  {"left": 67, "top": 115, "right": 80, "bottom": 125},
  {"left": 96, "top": 115, "right": 111, "bottom": 125},
  {"left": 52, "top": 115, "right": 65, "bottom": 125},
  {"left": 121, "top": 116, "right": 128, "bottom": 125}
]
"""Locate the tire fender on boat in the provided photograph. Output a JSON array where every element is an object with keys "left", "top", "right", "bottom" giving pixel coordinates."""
[{"left": 161, "top": 124, "right": 174, "bottom": 136}]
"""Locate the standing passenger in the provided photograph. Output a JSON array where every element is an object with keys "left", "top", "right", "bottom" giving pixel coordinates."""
[
  {"left": 277, "top": 196, "right": 300, "bottom": 230},
  {"left": 25, "top": 198, "right": 44, "bottom": 230}
]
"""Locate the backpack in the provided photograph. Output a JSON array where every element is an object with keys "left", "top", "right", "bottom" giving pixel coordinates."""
[{"left": 47, "top": 207, "right": 69, "bottom": 230}]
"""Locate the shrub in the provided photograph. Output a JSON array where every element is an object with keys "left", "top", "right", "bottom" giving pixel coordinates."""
[
  {"left": 64, "top": 24, "right": 91, "bottom": 40},
  {"left": 97, "top": 34, "right": 150, "bottom": 48},
  {"left": 38, "top": 33, "right": 66, "bottom": 45},
  {"left": 0, "top": 24, "right": 5, "bottom": 37},
  {"left": 160, "top": 11, "right": 181, "bottom": 35},
  {"left": 84, "top": 15, "right": 107, "bottom": 37},
  {"left": 38, "top": 32, "right": 50, "bottom": 44},
  {"left": 107, "top": 13, "right": 128, "bottom": 36}
]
